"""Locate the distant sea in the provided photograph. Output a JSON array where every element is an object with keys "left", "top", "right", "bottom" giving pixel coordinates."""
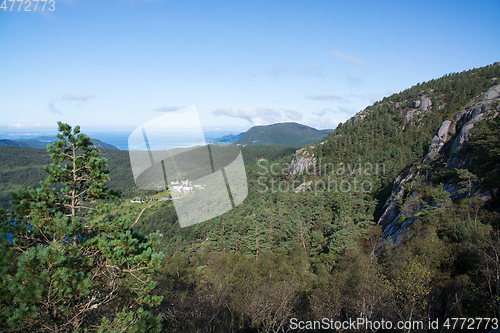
[
  {"left": 0, "top": 129, "right": 240, "bottom": 151},
  {"left": 86, "top": 132, "right": 134, "bottom": 150},
  {"left": 0, "top": 128, "right": 242, "bottom": 150},
  {"left": 85, "top": 131, "right": 235, "bottom": 151}
]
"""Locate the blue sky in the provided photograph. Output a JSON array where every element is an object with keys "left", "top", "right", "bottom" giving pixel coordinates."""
[{"left": 1, "top": 0, "right": 499, "bottom": 136}]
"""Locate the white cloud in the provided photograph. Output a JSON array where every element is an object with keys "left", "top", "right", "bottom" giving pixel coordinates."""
[
  {"left": 213, "top": 107, "right": 258, "bottom": 124},
  {"left": 332, "top": 51, "right": 366, "bottom": 66},
  {"left": 338, "top": 106, "right": 358, "bottom": 115},
  {"left": 346, "top": 73, "right": 363, "bottom": 86},
  {"left": 3, "top": 123, "right": 56, "bottom": 129},
  {"left": 213, "top": 107, "right": 303, "bottom": 125},
  {"left": 306, "top": 94, "right": 345, "bottom": 102},
  {"left": 213, "top": 106, "right": 353, "bottom": 130},
  {"left": 267, "top": 65, "right": 288, "bottom": 78},
  {"left": 298, "top": 66, "right": 325, "bottom": 77},
  {"left": 368, "top": 93, "right": 383, "bottom": 103},
  {"left": 349, "top": 93, "right": 367, "bottom": 100},
  {"left": 154, "top": 106, "right": 185, "bottom": 112},
  {"left": 202, "top": 68, "right": 220, "bottom": 76},
  {"left": 47, "top": 93, "right": 96, "bottom": 115},
  {"left": 12, "top": 123, "right": 28, "bottom": 129},
  {"left": 314, "top": 106, "right": 358, "bottom": 117},
  {"left": 48, "top": 101, "right": 62, "bottom": 115},
  {"left": 309, "top": 106, "right": 357, "bottom": 130},
  {"left": 37, "top": 10, "right": 57, "bottom": 22},
  {"left": 380, "top": 56, "right": 394, "bottom": 66},
  {"left": 313, "top": 108, "right": 334, "bottom": 117},
  {"left": 61, "top": 93, "right": 95, "bottom": 104},
  {"left": 303, "top": 115, "right": 342, "bottom": 130},
  {"left": 285, "top": 109, "right": 303, "bottom": 121}
]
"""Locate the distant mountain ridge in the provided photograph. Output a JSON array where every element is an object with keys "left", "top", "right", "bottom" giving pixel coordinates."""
[
  {"left": 208, "top": 132, "right": 245, "bottom": 145},
  {"left": 234, "top": 122, "right": 333, "bottom": 146},
  {"left": 0, "top": 136, "right": 119, "bottom": 150}
]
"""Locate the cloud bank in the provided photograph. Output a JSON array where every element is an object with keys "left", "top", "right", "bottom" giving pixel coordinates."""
[
  {"left": 154, "top": 106, "right": 185, "bottom": 112},
  {"left": 306, "top": 94, "right": 344, "bottom": 102},
  {"left": 213, "top": 107, "right": 303, "bottom": 126},
  {"left": 332, "top": 51, "right": 366, "bottom": 67},
  {"left": 47, "top": 93, "right": 96, "bottom": 115}
]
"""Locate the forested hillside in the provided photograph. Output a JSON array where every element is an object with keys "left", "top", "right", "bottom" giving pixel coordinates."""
[
  {"left": 234, "top": 122, "right": 333, "bottom": 146},
  {"left": 134, "top": 63, "right": 500, "bottom": 332},
  {"left": 208, "top": 132, "right": 245, "bottom": 144},
  {"left": 0, "top": 145, "right": 299, "bottom": 210},
  {"left": 1, "top": 63, "right": 500, "bottom": 332}
]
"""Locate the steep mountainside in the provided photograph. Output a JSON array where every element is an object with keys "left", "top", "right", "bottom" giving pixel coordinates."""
[
  {"left": 234, "top": 122, "right": 333, "bottom": 146},
  {"left": 377, "top": 83, "right": 500, "bottom": 241},
  {"left": 316, "top": 62, "right": 500, "bottom": 208}
]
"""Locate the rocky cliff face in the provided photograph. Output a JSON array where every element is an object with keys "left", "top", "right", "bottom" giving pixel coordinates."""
[
  {"left": 422, "top": 120, "right": 455, "bottom": 165},
  {"left": 288, "top": 146, "right": 317, "bottom": 178},
  {"left": 378, "top": 84, "right": 500, "bottom": 243},
  {"left": 448, "top": 85, "right": 500, "bottom": 154},
  {"left": 348, "top": 95, "right": 434, "bottom": 126}
]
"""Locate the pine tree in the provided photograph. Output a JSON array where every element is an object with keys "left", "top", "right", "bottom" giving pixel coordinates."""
[{"left": 0, "top": 122, "right": 164, "bottom": 332}]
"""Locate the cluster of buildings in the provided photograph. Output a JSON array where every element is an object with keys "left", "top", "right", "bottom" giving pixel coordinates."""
[
  {"left": 130, "top": 196, "right": 177, "bottom": 204},
  {"left": 129, "top": 179, "right": 205, "bottom": 204},
  {"left": 169, "top": 180, "right": 205, "bottom": 193}
]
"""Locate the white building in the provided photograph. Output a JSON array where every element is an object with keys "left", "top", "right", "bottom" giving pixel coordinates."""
[{"left": 171, "top": 186, "right": 183, "bottom": 192}]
